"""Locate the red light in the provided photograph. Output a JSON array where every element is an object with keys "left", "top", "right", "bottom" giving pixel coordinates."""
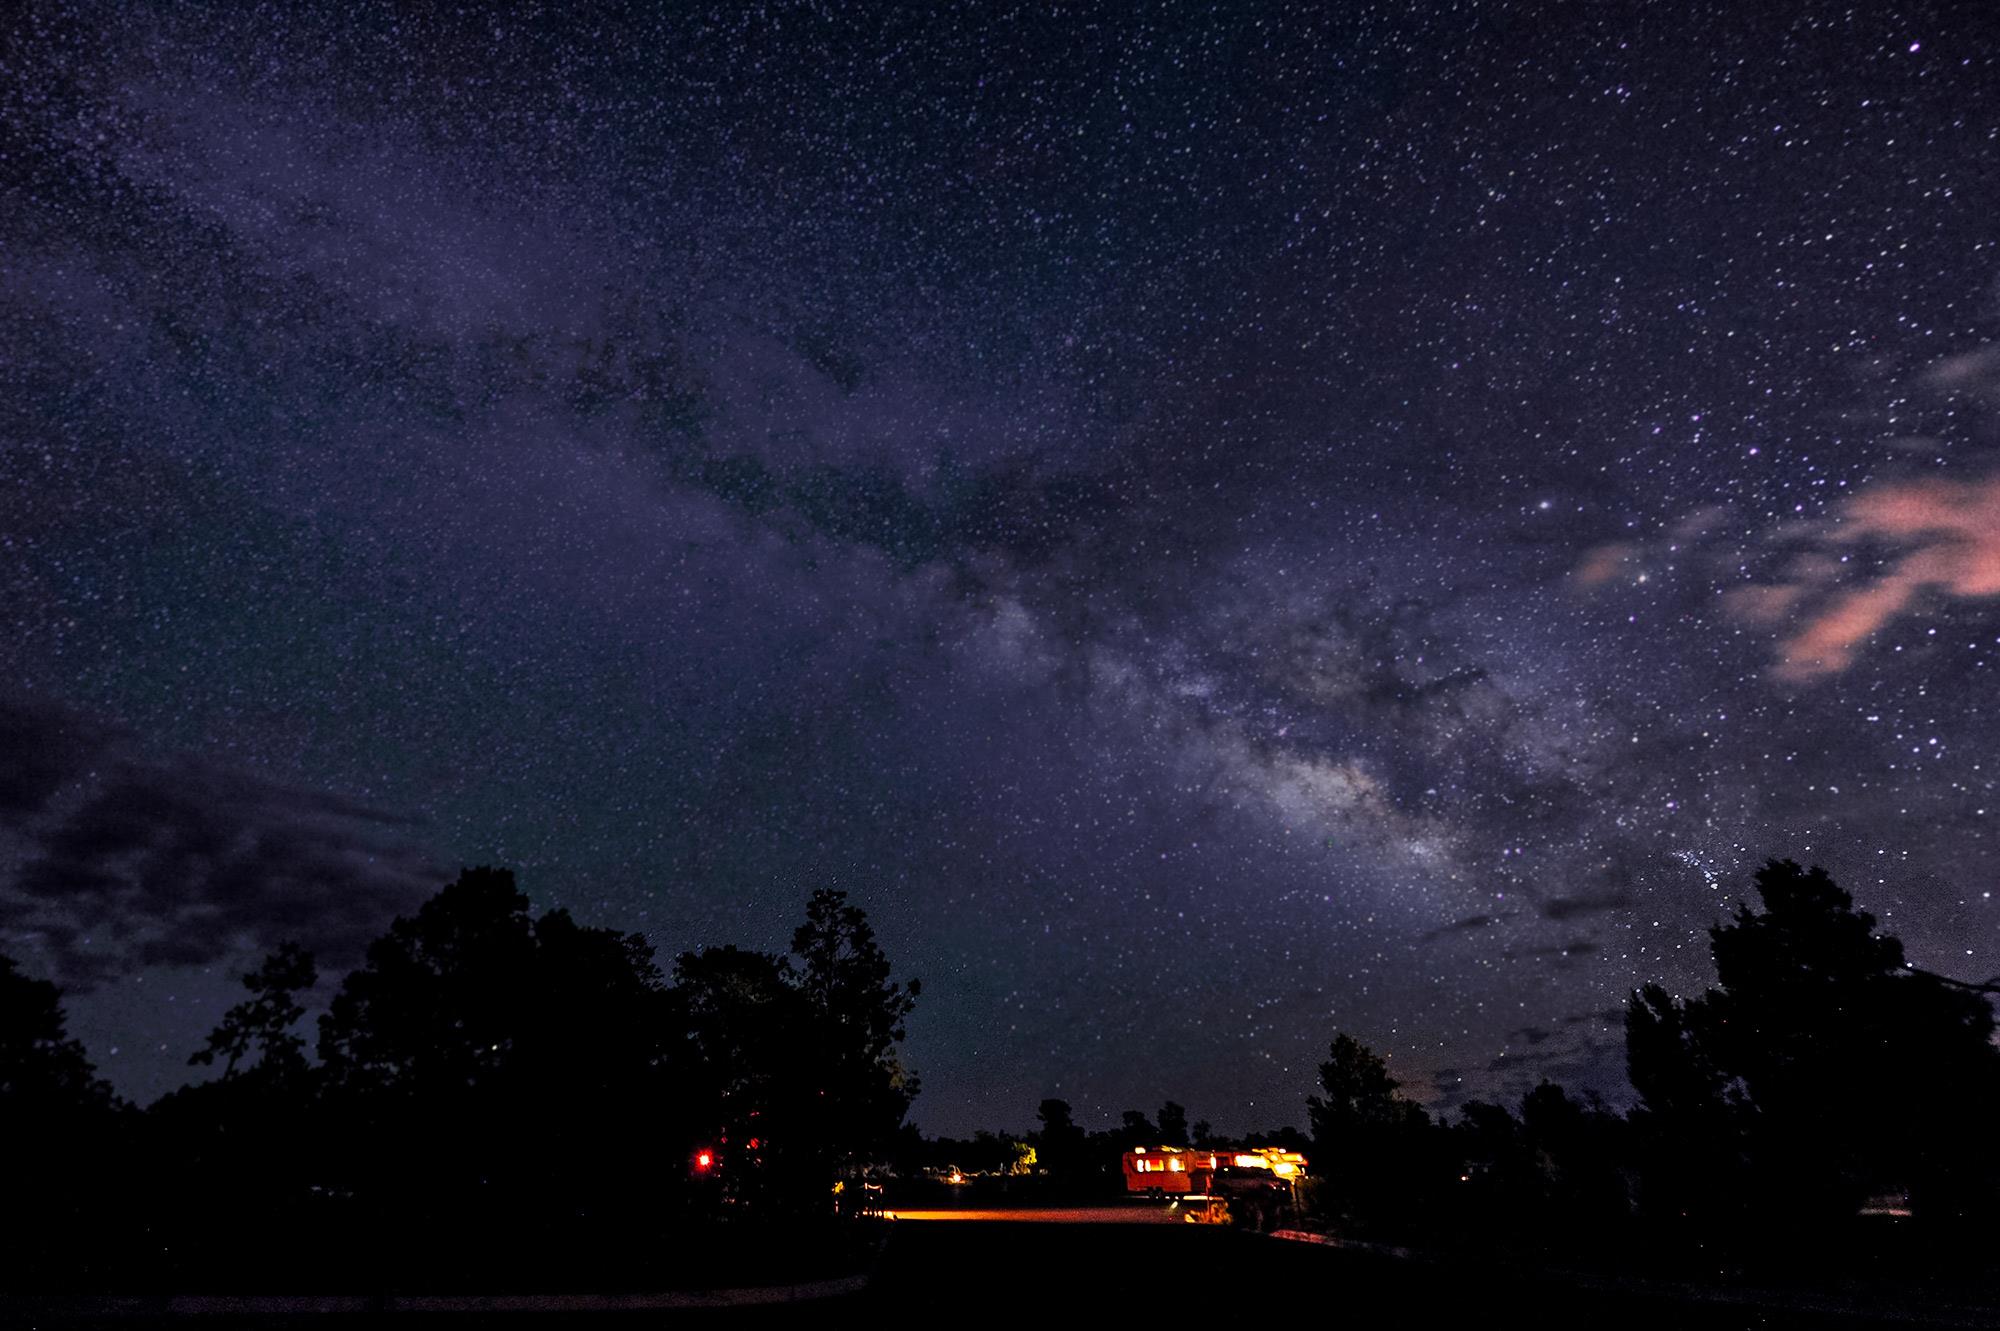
[{"left": 694, "top": 1150, "right": 714, "bottom": 1171}]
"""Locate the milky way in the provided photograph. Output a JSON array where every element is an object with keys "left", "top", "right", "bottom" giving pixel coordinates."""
[{"left": 4, "top": 3, "right": 1998, "bottom": 1134}]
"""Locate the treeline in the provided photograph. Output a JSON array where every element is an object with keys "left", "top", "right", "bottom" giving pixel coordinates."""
[
  {"left": 5, "top": 857, "right": 1996, "bottom": 1290},
  {"left": 1439, "top": 863, "right": 1986, "bottom": 1260},
  {"left": 1, "top": 869, "right": 919, "bottom": 1292},
  {"left": 915, "top": 861, "right": 2000, "bottom": 1266},
  {"left": 1303, "top": 861, "right": 2000, "bottom": 1260}
]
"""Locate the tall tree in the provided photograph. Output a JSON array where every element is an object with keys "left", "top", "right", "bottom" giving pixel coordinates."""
[
  {"left": 0, "top": 954, "right": 122, "bottom": 1276},
  {"left": 789, "top": 890, "right": 920, "bottom": 1175},
  {"left": 1157, "top": 1100, "right": 1190, "bottom": 1147},
  {"left": 1626, "top": 860, "right": 2000, "bottom": 1224},
  {"left": 318, "top": 867, "right": 540, "bottom": 1099},
  {"left": 316, "top": 867, "right": 693, "bottom": 1246},
  {"left": 1034, "top": 1097, "right": 1090, "bottom": 1185},
  {"left": 1307, "top": 1033, "right": 1414, "bottom": 1139},
  {"left": 0, "top": 953, "right": 115, "bottom": 1121},
  {"left": 1306, "top": 1032, "right": 1438, "bottom": 1234},
  {"left": 675, "top": 944, "right": 813, "bottom": 1209}
]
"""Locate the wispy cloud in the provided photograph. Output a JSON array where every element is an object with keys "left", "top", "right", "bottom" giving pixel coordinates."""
[
  {"left": 1540, "top": 891, "right": 1633, "bottom": 921},
  {"left": 1729, "top": 471, "right": 2000, "bottom": 680},
  {"left": 1419, "top": 912, "right": 1516, "bottom": 945}
]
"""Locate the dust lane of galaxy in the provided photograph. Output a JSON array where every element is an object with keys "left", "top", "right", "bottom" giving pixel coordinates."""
[{"left": 3, "top": 3, "right": 1998, "bottom": 1134}]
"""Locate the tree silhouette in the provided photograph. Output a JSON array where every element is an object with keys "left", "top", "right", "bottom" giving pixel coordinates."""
[
  {"left": 669, "top": 890, "right": 919, "bottom": 1219},
  {"left": 1455, "top": 1098, "right": 1526, "bottom": 1179},
  {"left": 1624, "top": 979, "right": 1749, "bottom": 1231},
  {"left": 191, "top": 942, "right": 317, "bottom": 1085},
  {"left": 676, "top": 943, "right": 813, "bottom": 1212},
  {"left": 1157, "top": 1100, "right": 1190, "bottom": 1147},
  {"left": 318, "top": 866, "right": 540, "bottom": 1098},
  {"left": 1448, "top": 1084, "right": 1633, "bottom": 1252},
  {"left": 0, "top": 953, "right": 122, "bottom": 1284},
  {"left": 789, "top": 889, "right": 920, "bottom": 1203},
  {"left": 1519, "top": 1082, "right": 1632, "bottom": 1236},
  {"left": 0, "top": 952, "right": 115, "bottom": 1119},
  {"left": 315, "top": 867, "right": 695, "bottom": 1261},
  {"left": 1308, "top": 1033, "right": 1414, "bottom": 1138},
  {"left": 148, "top": 944, "right": 324, "bottom": 1287},
  {"left": 1034, "top": 1097, "right": 1090, "bottom": 1186},
  {"left": 1626, "top": 859, "right": 2000, "bottom": 1226},
  {"left": 1307, "top": 1032, "right": 1437, "bottom": 1234},
  {"left": 1626, "top": 983, "right": 1731, "bottom": 1122},
  {"left": 0, "top": 873, "right": 932, "bottom": 1290}
]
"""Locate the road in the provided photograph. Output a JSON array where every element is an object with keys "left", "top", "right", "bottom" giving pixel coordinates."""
[
  {"left": 12, "top": 1215, "right": 1982, "bottom": 1327},
  {"left": 880, "top": 1204, "right": 1181, "bottom": 1223},
  {"left": 843, "top": 1216, "right": 1973, "bottom": 1327}
]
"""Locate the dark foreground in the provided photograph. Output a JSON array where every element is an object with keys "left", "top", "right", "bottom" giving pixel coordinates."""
[
  {"left": 8, "top": 1217, "right": 1989, "bottom": 1329},
  {"left": 860, "top": 1221, "right": 1980, "bottom": 1329}
]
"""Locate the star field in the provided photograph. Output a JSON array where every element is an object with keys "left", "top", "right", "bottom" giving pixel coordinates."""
[{"left": 3, "top": 2, "right": 1999, "bottom": 1134}]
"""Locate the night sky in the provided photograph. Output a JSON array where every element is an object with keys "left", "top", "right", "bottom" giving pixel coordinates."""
[{"left": 5, "top": 3, "right": 2000, "bottom": 1137}]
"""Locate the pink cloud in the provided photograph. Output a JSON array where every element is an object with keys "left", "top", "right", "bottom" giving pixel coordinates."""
[
  {"left": 1572, "top": 542, "right": 1637, "bottom": 589},
  {"left": 1743, "top": 472, "right": 2000, "bottom": 681}
]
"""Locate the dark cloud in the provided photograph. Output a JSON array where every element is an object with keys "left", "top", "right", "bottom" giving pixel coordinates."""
[
  {"left": 1507, "top": 1025, "right": 1553, "bottom": 1046},
  {"left": 1418, "top": 912, "right": 1512, "bottom": 945},
  {"left": 1484, "top": 1031, "right": 1632, "bottom": 1108},
  {"left": 672, "top": 449, "right": 1131, "bottom": 575},
  {"left": 0, "top": 697, "right": 437, "bottom": 988},
  {"left": 1424, "top": 1067, "right": 1468, "bottom": 1110},
  {"left": 1540, "top": 893, "right": 1634, "bottom": 922},
  {"left": 0, "top": 697, "right": 115, "bottom": 825}
]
